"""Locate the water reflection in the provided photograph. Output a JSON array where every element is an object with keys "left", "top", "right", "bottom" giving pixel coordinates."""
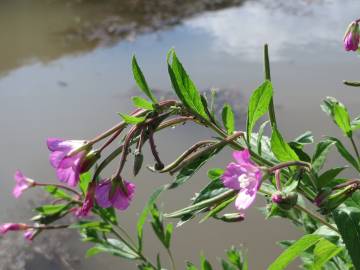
[
  {"left": 0, "top": 0, "right": 246, "bottom": 76},
  {"left": 187, "top": 0, "right": 360, "bottom": 60}
]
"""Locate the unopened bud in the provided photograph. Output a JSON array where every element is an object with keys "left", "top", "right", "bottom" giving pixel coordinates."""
[
  {"left": 271, "top": 191, "right": 298, "bottom": 210},
  {"left": 316, "top": 183, "right": 360, "bottom": 214},
  {"left": 80, "top": 150, "right": 101, "bottom": 173},
  {"left": 220, "top": 213, "right": 245, "bottom": 223},
  {"left": 133, "top": 152, "right": 144, "bottom": 176}
]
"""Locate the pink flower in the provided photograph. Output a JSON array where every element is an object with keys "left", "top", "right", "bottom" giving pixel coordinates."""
[
  {"left": 23, "top": 229, "right": 37, "bottom": 242},
  {"left": 12, "top": 170, "right": 35, "bottom": 198},
  {"left": 344, "top": 21, "right": 360, "bottom": 51},
  {"left": 0, "top": 223, "right": 29, "bottom": 235},
  {"left": 95, "top": 179, "right": 135, "bottom": 210},
  {"left": 221, "top": 150, "right": 262, "bottom": 211},
  {"left": 47, "top": 138, "right": 90, "bottom": 187},
  {"left": 75, "top": 182, "right": 96, "bottom": 217}
]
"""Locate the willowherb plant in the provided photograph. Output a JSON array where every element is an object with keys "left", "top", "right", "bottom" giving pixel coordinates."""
[{"left": 2, "top": 20, "right": 360, "bottom": 270}]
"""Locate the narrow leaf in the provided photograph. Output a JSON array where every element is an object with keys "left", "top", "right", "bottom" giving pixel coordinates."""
[
  {"left": 132, "top": 56, "right": 158, "bottom": 103},
  {"left": 222, "top": 103, "right": 235, "bottom": 135},
  {"left": 246, "top": 80, "right": 273, "bottom": 142},
  {"left": 118, "top": 113, "right": 146, "bottom": 124},
  {"left": 167, "top": 49, "right": 209, "bottom": 120},
  {"left": 132, "top": 96, "right": 154, "bottom": 110},
  {"left": 271, "top": 128, "right": 299, "bottom": 162},
  {"left": 268, "top": 234, "right": 322, "bottom": 270}
]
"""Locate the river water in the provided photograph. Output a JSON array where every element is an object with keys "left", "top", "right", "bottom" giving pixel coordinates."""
[{"left": 1, "top": 0, "right": 360, "bottom": 269}]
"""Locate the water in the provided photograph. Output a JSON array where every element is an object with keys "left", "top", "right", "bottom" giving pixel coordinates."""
[{"left": 1, "top": 0, "right": 360, "bottom": 269}]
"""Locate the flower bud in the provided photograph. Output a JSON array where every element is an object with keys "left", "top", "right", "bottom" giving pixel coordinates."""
[
  {"left": 79, "top": 150, "right": 101, "bottom": 174},
  {"left": 344, "top": 21, "right": 360, "bottom": 51},
  {"left": 316, "top": 183, "right": 360, "bottom": 214},
  {"left": 271, "top": 191, "right": 298, "bottom": 210},
  {"left": 219, "top": 213, "right": 245, "bottom": 223},
  {"left": 133, "top": 151, "right": 144, "bottom": 176}
]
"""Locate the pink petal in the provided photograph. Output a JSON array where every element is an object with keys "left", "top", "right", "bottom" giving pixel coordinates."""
[
  {"left": 232, "top": 150, "right": 251, "bottom": 164},
  {"left": 234, "top": 188, "right": 257, "bottom": 210},
  {"left": 47, "top": 138, "right": 66, "bottom": 151},
  {"left": 221, "top": 163, "right": 242, "bottom": 190},
  {"left": 95, "top": 181, "right": 113, "bottom": 208},
  {"left": 111, "top": 182, "right": 136, "bottom": 211},
  {"left": 49, "top": 151, "right": 67, "bottom": 168},
  {"left": 56, "top": 166, "right": 79, "bottom": 187}
]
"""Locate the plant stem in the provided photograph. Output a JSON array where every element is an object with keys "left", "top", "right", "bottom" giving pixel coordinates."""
[
  {"left": 35, "top": 183, "right": 81, "bottom": 197},
  {"left": 166, "top": 248, "right": 177, "bottom": 270},
  {"left": 350, "top": 136, "right": 360, "bottom": 161},
  {"left": 268, "top": 161, "right": 311, "bottom": 173},
  {"left": 264, "top": 44, "right": 277, "bottom": 128},
  {"left": 111, "top": 228, "right": 156, "bottom": 268},
  {"left": 294, "top": 204, "right": 339, "bottom": 233}
]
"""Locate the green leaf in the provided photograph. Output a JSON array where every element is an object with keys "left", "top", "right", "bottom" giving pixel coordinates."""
[
  {"left": 246, "top": 80, "right": 273, "bottom": 142},
  {"left": 169, "top": 147, "right": 221, "bottom": 189},
  {"left": 317, "top": 167, "right": 347, "bottom": 189},
  {"left": 292, "top": 131, "right": 314, "bottom": 146},
  {"left": 200, "top": 255, "right": 213, "bottom": 270},
  {"left": 194, "top": 178, "right": 227, "bottom": 204},
  {"left": 200, "top": 196, "right": 235, "bottom": 223},
  {"left": 207, "top": 168, "right": 224, "bottom": 181},
  {"left": 35, "top": 204, "right": 69, "bottom": 216},
  {"left": 86, "top": 238, "right": 139, "bottom": 259},
  {"left": 268, "top": 234, "right": 322, "bottom": 270},
  {"left": 351, "top": 115, "right": 360, "bottom": 131},
  {"left": 312, "top": 238, "right": 343, "bottom": 270},
  {"left": 70, "top": 221, "right": 112, "bottom": 232},
  {"left": 93, "top": 206, "right": 118, "bottom": 225},
  {"left": 43, "top": 186, "right": 72, "bottom": 200},
  {"left": 257, "top": 120, "right": 270, "bottom": 155},
  {"left": 321, "top": 97, "right": 352, "bottom": 137},
  {"left": 167, "top": 49, "right": 209, "bottom": 120},
  {"left": 137, "top": 187, "right": 164, "bottom": 252},
  {"left": 132, "top": 55, "right": 158, "bottom": 103},
  {"left": 346, "top": 191, "right": 360, "bottom": 209},
  {"left": 222, "top": 103, "right": 235, "bottom": 135},
  {"left": 327, "top": 137, "right": 359, "bottom": 171},
  {"left": 311, "top": 140, "right": 336, "bottom": 173},
  {"left": 132, "top": 96, "right": 154, "bottom": 110},
  {"left": 271, "top": 128, "right": 299, "bottom": 162},
  {"left": 118, "top": 113, "right": 146, "bottom": 124},
  {"left": 186, "top": 262, "right": 199, "bottom": 270},
  {"left": 221, "top": 260, "right": 236, "bottom": 270},
  {"left": 79, "top": 172, "right": 92, "bottom": 194},
  {"left": 226, "top": 247, "right": 245, "bottom": 269},
  {"left": 164, "top": 223, "right": 173, "bottom": 248},
  {"left": 333, "top": 207, "right": 360, "bottom": 269}
]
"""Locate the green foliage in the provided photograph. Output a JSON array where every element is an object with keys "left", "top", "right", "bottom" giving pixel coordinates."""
[
  {"left": 132, "top": 96, "right": 154, "bottom": 110},
  {"left": 333, "top": 207, "right": 360, "bottom": 269},
  {"left": 271, "top": 127, "right": 299, "bottom": 162},
  {"left": 79, "top": 171, "right": 92, "bottom": 194},
  {"left": 150, "top": 204, "right": 173, "bottom": 249},
  {"left": 246, "top": 80, "right": 273, "bottom": 142},
  {"left": 222, "top": 103, "right": 235, "bottom": 135},
  {"left": 167, "top": 49, "right": 209, "bottom": 120},
  {"left": 311, "top": 139, "right": 336, "bottom": 173},
  {"left": 132, "top": 55, "right": 158, "bottom": 103},
  {"left": 327, "top": 137, "right": 359, "bottom": 171},
  {"left": 43, "top": 185, "right": 73, "bottom": 200},
  {"left": 268, "top": 235, "right": 322, "bottom": 270},
  {"left": 321, "top": 97, "right": 352, "bottom": 137},
  {"left": 118, "top": 113, "right": 146, "bottom": 124},
  {"left": 86, "top": 238, "right": 139, "bottom": 260}
]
